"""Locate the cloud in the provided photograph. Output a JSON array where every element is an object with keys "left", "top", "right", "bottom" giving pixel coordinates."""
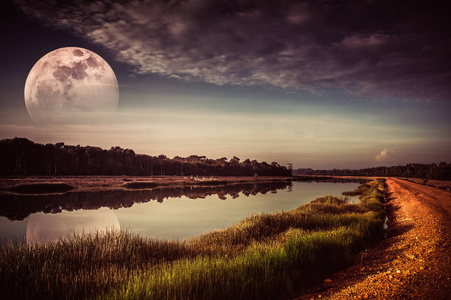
[
  {"left": 375, "top": 149, "right": 395, "bottom": 163},
  {"left": 17, "top": 0, "right": 451, "bottom": 102}
]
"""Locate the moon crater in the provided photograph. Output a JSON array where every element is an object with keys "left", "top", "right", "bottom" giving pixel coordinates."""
[{"left": 24, "top": 47, "right": 119, "bottom": 125}]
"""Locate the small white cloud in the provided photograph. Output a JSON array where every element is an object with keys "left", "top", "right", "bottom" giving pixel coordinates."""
[{"left": 375, "top": 149, "right": 394, "bottom": 163}]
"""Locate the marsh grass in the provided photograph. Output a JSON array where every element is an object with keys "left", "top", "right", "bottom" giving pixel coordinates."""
[
  {"left": 122, "top": 181, "right": 160, "bottom": 189},
  {"left": 194, "top": 180, "right": 228, "bottom": 185},
  {"left": 0, "top": 179, "right": 386, "bottom": 299},
  {"left": 342, "top": 183, "right": 371, "bottom": 196},
  {"left": 7, "top": 183, "right": 74, "bottom": 194}
]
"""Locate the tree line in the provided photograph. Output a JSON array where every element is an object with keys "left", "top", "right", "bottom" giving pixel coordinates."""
[
  {"left": 294, "top": 162, "right": 451, "bottom": 180},
  {"left": 0, "top": 138, "right": 291, "bottom": 177}
]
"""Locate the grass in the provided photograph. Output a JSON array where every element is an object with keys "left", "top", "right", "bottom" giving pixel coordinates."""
[
  {"left": 193, "top": 180, "right": 228, "bottom": 185},
  {"left": 6, "top": 183, "right": 74, "bottom": 194},
  {"left": 0, "top": 179, "right": 386, "bottom": 299},
  {"left": 342, "top": 183, "right": 371, "bottom": 196},
  {"left": 123, "top": 180, "right": 229, "bottom": 189},
  {"left": 122, "top": 181, "right": 160, "bottom": 189}
]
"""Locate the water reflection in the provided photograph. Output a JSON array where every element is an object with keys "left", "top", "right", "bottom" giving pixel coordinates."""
[
  {"left": 26, "top": 208, "right": 119, "bottom": 245},
  {"left": 0, "top": 181, "right": 291, "bottom": 221},
  {"left": 0, "top": 181, "right": 361, "bottom": 242}
]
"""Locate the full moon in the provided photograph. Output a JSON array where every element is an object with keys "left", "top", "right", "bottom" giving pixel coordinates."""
[{"left": 24, "top": 47, "right": 119, "bottom": 124}]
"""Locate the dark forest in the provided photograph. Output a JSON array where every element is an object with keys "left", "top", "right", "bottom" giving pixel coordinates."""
[
  {"left": 0, "top": 138, "right": 291, "bottom": 177},
  {"left": 294, "top": 163, "right": 451, "bottom": 180}
]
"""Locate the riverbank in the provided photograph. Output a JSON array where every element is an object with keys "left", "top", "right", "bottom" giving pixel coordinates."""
[
  {"left": 0, "top": 175, "right": 292, "bottom": 193},
  {"left": 0, "top": 180, "right": 385, "bottom": 299},
  {"left": 0, "top": 175, "right": 367, "bottom": 194},
  {"left": 296, "top": 178, "right": 451, "bottom": 299}
]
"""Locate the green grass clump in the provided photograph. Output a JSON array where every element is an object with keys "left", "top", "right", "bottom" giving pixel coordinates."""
[
  {"left": 116, "top": 228, "right": 358, "bottom": 300},
  {"left": 0, "top": 180, "right": 386, "bottom": 299},
  {"left": 342, "top": 183, "right": 371, "bottom": 196}
]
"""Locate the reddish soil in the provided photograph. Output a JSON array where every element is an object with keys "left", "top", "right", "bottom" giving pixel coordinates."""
[{"left": 296, "top": 178, "right": 451, "bottom": 299}]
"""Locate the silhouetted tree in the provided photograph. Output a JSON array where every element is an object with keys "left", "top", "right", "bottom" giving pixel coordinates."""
[
  {"left": 0, "top": 138, "right": 292, "bottom": 177},
  {"left": 293, "top": 162, "right": 451, "bottom": 180}
]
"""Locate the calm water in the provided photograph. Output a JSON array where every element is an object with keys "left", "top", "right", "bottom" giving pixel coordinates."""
[{"left": 0, "top": 181, "right": 359, "bottom": 243}]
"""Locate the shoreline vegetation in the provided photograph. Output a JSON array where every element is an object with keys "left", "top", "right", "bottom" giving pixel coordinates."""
[
  {"left": 0, "top": 179, "right": 386, "bottom": 299},
  {"left": 5, "top": 183, "right": 75, "bottom": 194},
  {"left": 0, "top": 175, "right": 357, "bottom": 194}
]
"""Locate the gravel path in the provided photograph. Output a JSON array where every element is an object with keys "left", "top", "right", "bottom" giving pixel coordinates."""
[{"left": 296, "top": 178, "right": 451, "bottom": 300}]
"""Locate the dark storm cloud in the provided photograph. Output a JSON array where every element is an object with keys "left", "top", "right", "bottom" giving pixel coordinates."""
[{"left": 17, "top": 0, "right": 451, "bottom": 101}]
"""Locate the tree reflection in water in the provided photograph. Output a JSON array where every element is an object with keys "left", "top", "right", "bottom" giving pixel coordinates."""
[{"left": 0, "top": 182, "right": 292, "bottom": 221}]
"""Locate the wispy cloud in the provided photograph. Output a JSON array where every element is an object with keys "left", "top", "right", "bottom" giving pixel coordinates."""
[{"left": 17, "top": 0, "right": 451, "bottom": 102}]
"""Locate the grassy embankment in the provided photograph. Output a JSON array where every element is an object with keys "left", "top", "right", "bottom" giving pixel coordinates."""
[
  {"left": 6, "top": 183, "right": 74, "bottom": 194},
  {"left": 0, "top": 179, "right": 386, "bottom": 299}
]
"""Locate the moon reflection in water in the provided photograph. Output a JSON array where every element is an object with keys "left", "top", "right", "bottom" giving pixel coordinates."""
[{"left": 26, "top": 208, "right": 120, "bottom": 245}]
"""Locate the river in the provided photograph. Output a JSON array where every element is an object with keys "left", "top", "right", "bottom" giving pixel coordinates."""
[{"left": 0, "top": 181, "right": 359, "bottom": 243}]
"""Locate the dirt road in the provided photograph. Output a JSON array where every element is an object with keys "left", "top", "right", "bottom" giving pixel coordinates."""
[{"left": 298, "top": 178, "right": 451, "bottom": 299}]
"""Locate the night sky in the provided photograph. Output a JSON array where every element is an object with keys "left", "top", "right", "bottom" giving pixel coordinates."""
[{"left": 1, "top": 0, "right": 450, "bottom": 169}]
